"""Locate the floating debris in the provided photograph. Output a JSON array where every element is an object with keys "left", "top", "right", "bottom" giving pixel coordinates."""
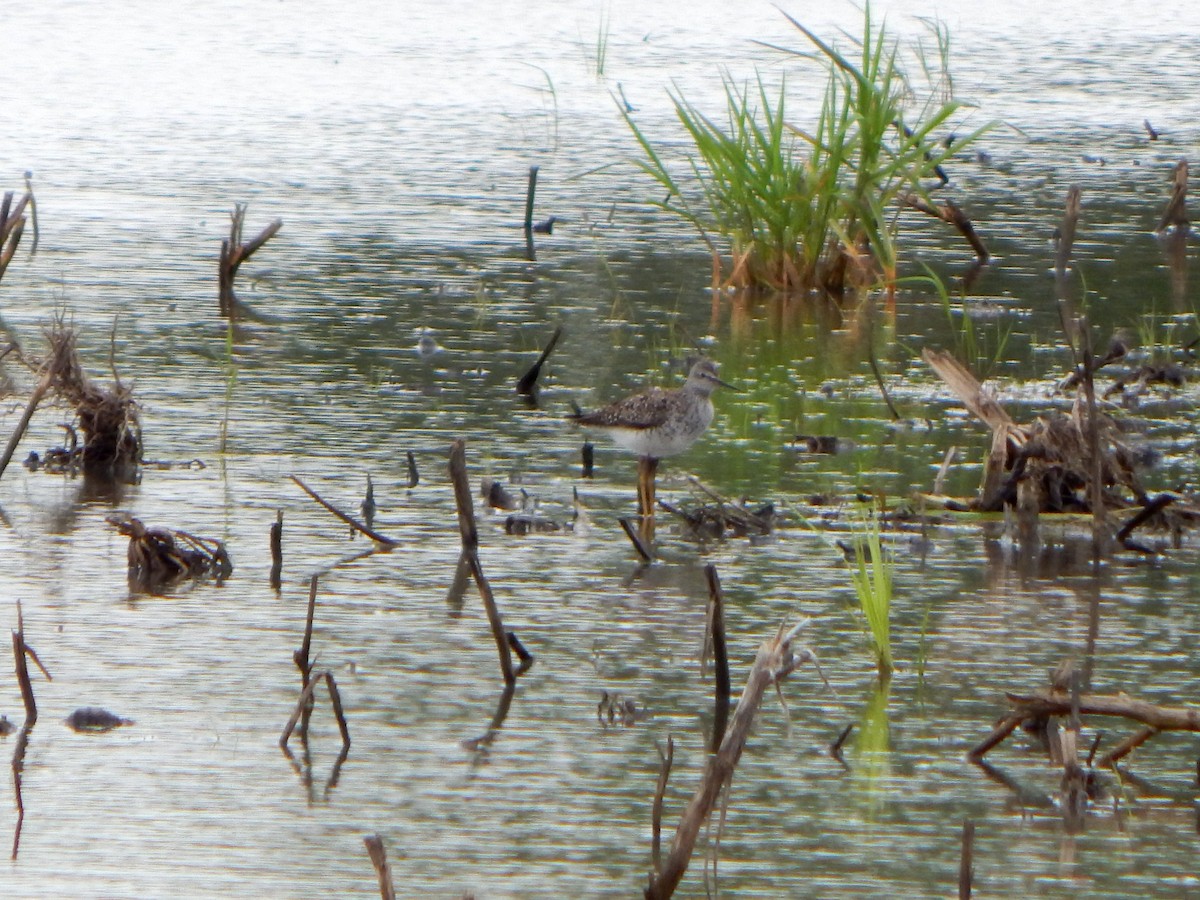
[
  {"left": 0, "top": 715, "right": 15, "bottom": 736},
  {"left": 504, "top": 514, "right": 565, "bottom": 535},
  {"left": 106, "top": 514, "right": 233, "bottom": 592},
  {"left": 792, "top": 434, "right": 849, "bottom": 454},
  {"left": 3, "top": 319, "right": 141, "bottom": 484},
  {"left": 65, "top": 707, "right": 134, "bottom": 733},
  {"left": 597, "top": 691, "right": 649, "bottom": 727},
  {"left": 923, "top": 348, "right": 1146, "bottom": 515},
  {"left": 482, "top": 478, "right": 522, "bottom": 511}
]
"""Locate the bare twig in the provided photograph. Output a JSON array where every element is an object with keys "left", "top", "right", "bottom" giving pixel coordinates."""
[
  {"left": 364, "top": 834, "right": 397, "bottom": 900},
  {"left": 290, "top": 474, "right": 398, "bottom": 546},
  {"left": 1157, "top": 159, "right": 1189, "bottom": 232},
  {"left": 0, "top": 366, "right": 54, "bottom": 481},
  {"left": 619, "top": 517, "right": 655, "bottom": 563},
  {"left": 969, "top": 688, "right": 1200, "bottom": 763},
  {"left": 280, "top": 669, "right": 350, "bottom": 754},
  {"left": 449, "top": 440, "right": 516, "bottom": 686},
  {"left": 905, "top": 195, "right": 989, "bottom": 261},
  {"left": 516, "top": 324, "right": 562, "bottom": 395},
  {"left": 646, "top": 620, "right": 815, "bottom": 899},
  {"left": 958, "top": 819, "right": 975, "bottom": 899},
  {"left": 704, "top": 565, "right": 731, "bottom": 752},
  {"left": 651, "top": 735, "right": 675, "bottom": 877},
  {"left": 269, "top": 510, "right": 284, "bottom": 589},
  {"left": 219, "top": 203, "right": 283, "bottom": 317}
]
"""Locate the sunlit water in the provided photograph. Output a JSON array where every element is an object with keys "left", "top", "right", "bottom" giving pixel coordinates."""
[{"left": 2, "top": 1, "right": 1200, "bottom": 897}]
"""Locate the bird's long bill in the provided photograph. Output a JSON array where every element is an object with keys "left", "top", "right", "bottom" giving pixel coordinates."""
[{"left": 714, "top": 374, "right": 741, "bottom": 392}]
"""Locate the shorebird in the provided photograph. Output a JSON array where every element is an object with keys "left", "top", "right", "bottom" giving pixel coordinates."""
[
  {"left": 568, "top": 358, "right": 733, "bottom": 528},
  {"left": 569, "top": 357, "right": 731, "bottom": 459}
]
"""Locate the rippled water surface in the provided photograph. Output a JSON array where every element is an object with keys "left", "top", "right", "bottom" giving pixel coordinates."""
[{"left": 3, "top": 1, "right": 1200, "bottom": 897}]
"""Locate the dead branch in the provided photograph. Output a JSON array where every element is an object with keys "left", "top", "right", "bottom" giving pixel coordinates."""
[
  {"left": 0, "top": 366, "right": 53, "bottom": 481},
  {"left": 292, "top": 575, "right": 320, "bottom": 736},
  {"left": 280, "top": 669, "right": 351, "bottom": 754},
  {"left": 650, "top": 735, "right": 675, "bottom": 877},
  {"left": 923, "top": 347, "right": 1142, "bottom": 516},
  {"left": 270, "top": 510, "right": 284, "bottom": 589},
  {"left": 516, "top": 324, "right": 562, "bottom": 396},
  {"left": 1055, "top": 185, "right": 1082, "bottom": 279},
  {"left": 11, "top": 603, "right": 46, "bottom": 726},
  {"left": 619, "top": 516, "right": 655, "bottom": 562},
  {"left": 0, "top": 189, "right": 32, "bottom": 282},
  {"left": 106, "top": 515, "right": 232, "bottom": 592},
  {"left": 9, "top": 320, "right": 142, "bottom": 480},
  {"left": 448, "top": 439, "right": 517, "bottom": 686},
  {"left": 958, "top": 819, "right": 974, "bottom": 899},
  {"left": 1157, "top": 159, "right": 1188, "bottom": 232},
  {"left": 364, "top": 834, "right": 397, "bottom": 900},
  {"left": 219, "top": 203, "right": 283, "bottom": 317},
  {"left": 646, "top": 620, "right": 815, "bottom": 900},
  {"left": 704, "top": 565, "right": 730, "bottom": 753},
  {"left": 968, "top": 688, "right": 1200, "bottom": 764},
  {"left": 905, "top": 195, "right": 989, "bottom": 261},
  {"left": 290, "top": 474, "right": 399, "bottom": 546}
]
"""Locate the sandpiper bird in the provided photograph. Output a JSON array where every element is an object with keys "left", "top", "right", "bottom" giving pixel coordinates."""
[
  {"left": 568, "top": 358, "right": 733, "bottom": 531},
  {"left": 568, "top": 357, "right": 731, "bottom": 460}
]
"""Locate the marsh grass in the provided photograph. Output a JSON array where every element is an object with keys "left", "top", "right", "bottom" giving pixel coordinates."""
[
  {"left": 623, "top": 4, "right": 992, "bottom": 295},
  {"left": 926, "top": 266, "right": 1013, "bottom": 378},
  {"left": 849, "top": 503, "right": 894, "bottom": 680},
  {"left": 588, "top": 6, "right": 612, "bottom": 77}
]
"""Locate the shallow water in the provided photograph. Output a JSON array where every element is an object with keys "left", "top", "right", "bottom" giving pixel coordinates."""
[{"left": 3, "top": 2, "right": 1200, "bottom": 898}]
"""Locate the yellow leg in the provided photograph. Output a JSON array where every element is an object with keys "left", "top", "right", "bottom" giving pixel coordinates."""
[{"left": 638, "top": 456, "right": 659, "bottom": 542}]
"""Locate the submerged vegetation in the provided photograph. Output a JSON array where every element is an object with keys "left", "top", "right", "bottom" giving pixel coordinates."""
[{"left": 623, "top": 4, "right": 992, "bottom": 294}]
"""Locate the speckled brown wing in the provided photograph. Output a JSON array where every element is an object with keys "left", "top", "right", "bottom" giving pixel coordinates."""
[{"left": 570, "top": 386, "right": 674, "bottom": 430}]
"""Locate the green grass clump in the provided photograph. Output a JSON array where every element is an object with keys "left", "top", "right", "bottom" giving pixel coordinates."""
[
  {"left": 623, "top": 3, "right": 992, "bottom": 296},
  {"left": 849, "top": 504, "right": 894, "bottom": 680}
]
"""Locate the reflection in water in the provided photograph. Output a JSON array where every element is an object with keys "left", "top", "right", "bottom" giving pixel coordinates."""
[{"left": 851, "top": 678, "right": 892, "bottom": 823}]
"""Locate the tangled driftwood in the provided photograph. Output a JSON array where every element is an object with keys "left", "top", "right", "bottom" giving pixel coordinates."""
[
  {"left": 107, "top": 514, "right": 232, "bottom": 592},
  {"left": 1, "top": 321, "right": 141, "bottom": 482},
  {"left": 969, "top": 687, "right": 1200, "bottom": 768},
  {"left": 923, "top": 348, "right": 1143, "bottom": 514}
]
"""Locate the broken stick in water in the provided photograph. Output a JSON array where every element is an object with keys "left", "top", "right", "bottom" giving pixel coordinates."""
[
  {"left": 619, "top": 516, "right": 654, "bottom": 563},
  {"left": 968, "top": 687, "right": 1200, "bottom": 765},
  {"left": 364, "top": 834, "right": 397, "bottom": 900},
  {"left": 290, "top": 474, "right": 398, "bottom": 546},
  {"left": 645, "top": 619, "right": 817, "bottom": 900},
  {"left": 703, "top": 565, "right": 731, "bottom": 752},
  {"left": 650, "top": 735, "right": 675, "bottom": 878},
  {"left": 516, "top": 324, "right": 563, "bottom": 396},
  {"left": 218, "top": 202, "right": 283, "bottom": 318},
  {"left": 905, "top": 194, "right": 989, "bottom": 262},
  {"left": 269, "top": 510, "right": 283, "bottom": 590},
  {"left": 1157, "top": 159, "right": 1188, "bottom": 233},
  {"left": 958, "top": 819, "right": 974, "bottom": 899},
  {"left": 448, "top": 439, "right": 519, "bottom": 686}
]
